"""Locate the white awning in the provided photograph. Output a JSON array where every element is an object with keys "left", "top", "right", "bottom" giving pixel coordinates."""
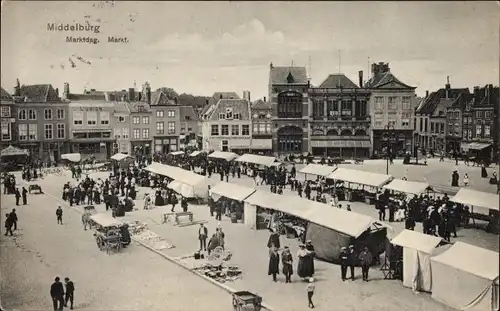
[
  {"left": 210, "top": 181, "right": 256, "bottom": 201},
  {"left": 250, "top": 139, "right": 272, "bottom": 150},
  {"left": 328, "top": 168, "right": 393, "bottom": 187},
  {"left": 190, "top": 151, "right": 202, "bottom": 157},
  {"left": 169, "top": 151, "right": 184, "bottom": 156},
  {"left": 383, "top": 179, "right": 429, "bottom": 195},
  {"left": 450, "top": 188, "right": 499, "bottom": 211},
  {"left": 299, "top": 164, "right": 337, "bottom": 177},
  {"left": 391, "top": 229, "right": 443, "bottom": 253},
  {"left": 61, "top": 153, "right": 81, "bottom": 163},
  {"left": 110, "top": 153, "right": 132, "bottom": 161},
  {"left": 90, "top": 213, "right": 123, "bottom": 227},
  {"left": 208, "top": 151, "right": 238, "bottom": 161},
  {"left": 0, "top": 145, "right": 28, "bottom": 157},
  {"left": 235, "top": 153, "right": 278, "bottom": 167},
  {"left": 167, "top": 180, "right": 195, "bottom": 198},
  {"left": 468, "top": 142, "right": 491, "bottom": 150}
]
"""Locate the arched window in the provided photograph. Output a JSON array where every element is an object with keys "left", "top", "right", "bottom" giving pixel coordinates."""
[
  {"left": 277, "top": 126, "right": 303, "bottom": 152},
  {"left": 340, "top": 129, "right": 352, "bottom": 136},
  {"left": 354, "top": 129, "right": 367, "bottom": 136},
  {"left": 277, "top": 92, "right": 302, "bottom": 118},
  {"left": 326, "top": 129, "right": 338, "bottom": 136}
]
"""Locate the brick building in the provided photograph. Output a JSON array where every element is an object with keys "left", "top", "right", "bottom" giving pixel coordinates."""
[
  {"left": 445, "top": 93, "right": 473, "bottom": 153},
  {"left": 0, "top": 87, "right": 15, "bottom": 148},
  {"left": 128, "top": 101, "right": 153, "bottom": 156},
  {"left": 250, "top": 97, "right": 273, "bottom": 154},
  {"left": 148, "top": 86, "right": 181, "bottom": 153}
]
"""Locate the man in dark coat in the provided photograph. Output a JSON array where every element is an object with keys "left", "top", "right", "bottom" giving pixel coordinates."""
[
  {"left": 267, "top": 229, "right": 281, "bottom": 249},
  {"left": 198, "top": 223, "right": 208, "bottom": 251},
  {"left": 22, "top": 187, "right": 28, "bottom": 205},
  {"left": 64, "top": 277, "right": 75, "bottom": 310},
  {"left": 347, "top": 245, "right": 356, "bottom": 281},
  {"left": 15, "top": 188, "right": 21, "bottom": 206},
  {"left": 4, "top": 213, "right": 13, "bottom": 236},
  {"left": 50, "top": 276, "right": 65, "bottom": 311},
  {"left": 339, "top": 247, "right": 349, "bottom": 281},
  {"left": 268, "top": 247, "right": 280, "bottom": 282},
  {"left": 10, "top": 209, "right": 18, "bottom": 231},
  {"left": 281, "top": 246, "right": 293, "bottom": 283},
  {"left": 56, "top": 206, "right": 63, "bottom": 225},
  {"left": 358, "top": 247, "right": 373, "bottom": 281}
]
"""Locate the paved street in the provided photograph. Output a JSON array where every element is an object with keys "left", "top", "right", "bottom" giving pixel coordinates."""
[
  {"left": 12, "top": 157, "right": 499, "bottom": 311},
  {"left": 0, "top": 179, "right": 236, "bottom": 311}
]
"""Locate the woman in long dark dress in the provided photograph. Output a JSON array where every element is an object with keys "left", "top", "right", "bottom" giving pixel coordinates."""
[
  {"left": 305, "top": 240, "right": 315, "bottom": 276},
  {"left": 281, "top": 246, "right": 293, "bottom": 283},
  {"left": 267, "top": 229, "right": 281, "bottom": 249},
  {"left": 268, "top": 246, "right": 280, "bottom": 282},
  {"left": 297, "top": 244, "right": 312, "bottom": 279},
  {"left": 154, "top": 190, "right": 163, "bottom": 206}
]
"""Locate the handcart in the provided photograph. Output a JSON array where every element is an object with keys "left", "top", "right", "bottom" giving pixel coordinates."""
[
  {"left": 232, "top": 291, "right": 262, "bottom": 311},
  {"left": 90, "top": 213, "right": 126, "bottom": 255}
]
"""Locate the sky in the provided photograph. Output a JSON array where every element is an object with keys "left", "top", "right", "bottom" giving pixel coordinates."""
[{"left": 1, "top": 1, "right": 499, "bottom": 99}]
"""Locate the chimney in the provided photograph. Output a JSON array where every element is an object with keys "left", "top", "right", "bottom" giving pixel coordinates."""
[
  {"left": 55, "top": 88, "right": 59, "bottom": 97},
  {"left": 445, "top": 76, "right": 451, "bottom": 99},
  {"left": 270, "top": 62, "right": 273, "bottom": 70},
  {"left": 205, "top": 99, "right": 209, "bottom": 106},
  {"left": 128, "top": 88, "right": 135, "bottom": 102},
  {"left": 138, "top": 92, "right": 142, "bottom": 101},
  {"left": 220, "top": 94, "right": 223, "bottom": 99},
  {"left": 63, "top": 82, "right": 70, "bottom": 99},
  {"left": 426, "top": 90, "right": 429, "bottom": 98},
  {"left": 358, "top": 70, "right": 363, "bottom": 87},
  {"left": 263, "top": 96, "right": 266, "bottom": 102},
  {"left": 371, "top": 63, "right": 378, "bottom": 76},
  {"left": 146, "top": 85, "right": 151, "bottom": 105}
]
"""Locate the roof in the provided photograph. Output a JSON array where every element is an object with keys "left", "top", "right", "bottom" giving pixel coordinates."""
[
  {"left": 0, "top": 87, "right": 13, "bottom": 101},
  {"left": 144, "top": 162, "right": 210, "bottom": 188},
  {"left": 113, "top": 101, "right": 130, "bottom": 114},
  {"left": 211, "top": 92, "right": 240, "bottom": 100},
  {"left": 431, "top": 242, "right": 499, "bottom": 281},
  {"left": 251, "top": 99, "right": 271, "bottom": 110},
  {"left": 391, "top": 229, "right": 443, "bottom": 253},
  {"left": 449, "top": 93, "right": 474, "bottom": 109},
  {"left": 209, "top": 181, "right": 256, "bottom": 201},
  {"left": 365, "top": 71, "right": 414, "bottom": 89},
  {"left": 151, "top": 90, "right": 176, "bottom": 106},
  {"left": 416, "top": 88, "right": 470, "bottom": 115},
  {"left": 204, "top": 99, "right": 250, "bottom": 121},
  {"left": 328, "top": 168, "right": 393, "bottom": 187},
  {"left": 67, "top": 92, "right": 106, "bottom": 101},
  {"left": 270, "top": 66, "right": 308, "bottom": 85},
  {"left": 235, "top": 154, "right": 278, "bottom": 167},
  {"left": 179, "top": 94, "right": 209, "bottom": 108},
  {"left": 299, "top": 164, "right": 337, "bottom": 177},
  {"left": 180, "top": 105, "right": 198, "bottom": 121},
  {"left": 68, "top": 100, "right": 115, "bottom": 108},
  {"left": 450, "top": 188, "right": 499, "bottom": 211},
  {"left": 110, "top": 153, "right": 133, "bottom": 161},
  {"left": 17, "top": 84, "right": 61, "bottom": 103},
  {"left": 383, "top": 179, "right": 429, "bottom": 195},
  {"left": 127, "top": 101, "right": 152, "bottom": 113},
  {"left": 318, "top": 74, "right": 358, "bottom": 88},
  {"left": 208, "top": 151, "right": 238, "bottom": 161}
]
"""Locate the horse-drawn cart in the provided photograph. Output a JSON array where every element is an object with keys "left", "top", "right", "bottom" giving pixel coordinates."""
[
  {"left": 90, "top": 213, "right": 129, "bottom": 254},
  {"left": 232, "top": 291, "right": 262, "bottom": 311}
]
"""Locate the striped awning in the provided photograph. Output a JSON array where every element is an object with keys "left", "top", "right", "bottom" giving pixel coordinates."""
[{"left": 310, "top": 140, "right": 372, "bottom": 148}]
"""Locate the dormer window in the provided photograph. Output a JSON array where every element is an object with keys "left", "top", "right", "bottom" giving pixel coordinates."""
[
  {"left": 287, "top": 72, "right": 295, "bottom": 84},
  {"left": 234, "top": 113, "right": 240, "bottom": 120},
  {"left": 219, "top": 113, "right": 226, "bottom": 120},
  {"left": 226, "top": 108, "right": 233, "bottom": 120}
]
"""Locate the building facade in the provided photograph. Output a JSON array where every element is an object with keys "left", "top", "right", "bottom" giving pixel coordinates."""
[
  {"left": 128, "top": 101, "right": 153, "bottom": 156},
  {"left": 250, "top": 98, "right": 273, "bottom": 154},
  {"left": 365, "top": 63, "right": 417, "bottom": 156},
  {"left": 308, "top": 73, "right": 371, "bottom": 158},
  {"left": 111, "top": 101, "right": 131, "bottom": 154},
  {"left": 0, "top": 87, "right": 15, "bottom": 149},
  {"left": 179, "top": 105, "right": 198, "bottom": 150},
  {"left": 445, "top": 93, "right": 473, "bottom": 153},
  {"left": 201, "top": 99, "right": 252, "bottom": 152},
  {"left": 149, "top": 88, "right": 181, "bottom": 153},
  {"left": 269, "top": 63, "right": 310, "bottom": 154},
  {"left": 13, "top": 84, "right": 69, "bottom": 162}
]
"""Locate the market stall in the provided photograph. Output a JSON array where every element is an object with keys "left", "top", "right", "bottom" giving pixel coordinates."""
[
  {"left": 382, "top": 179, "right": 430, "bottom": 196},
  {"left": 209, "top": 181, "right": 256, "bottom": 223},
  {"left": 430, "top": 242, "right": 499, "bottom": 311},
  {"left": 190, "top": 151, "right": 203, "bottom": 157},
  {"left": 449, "top": 188, "right": 499, "bottom": 216},
  {"left": 169, "top": 151, "right": 185, "bottom": 156},
  {"left": 89, "top": 212, "right": 130, "bottom": 254},
  {"left": 208, "top": 151, "right": 238, "bottom": 161},
  {"left": 391, "top": 230, "right": 446, "bottom": 293},
  {"left": 235, "top": 153, "right": 278, "bottom": 167},
  {"left": 61, "top": 153, "right": 81, "bottom": 163},
  {"left": 0, "top": 145, "right": 29, "bottom": 157},
  {"left": 110, "top": 153, "right": 132, "bottom": 161},
  {"left": 299, "top": 164, "right": 337, "bottom": 178}
]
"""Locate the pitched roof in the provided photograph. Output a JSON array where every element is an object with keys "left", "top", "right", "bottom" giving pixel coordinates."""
[
  {"left": 251, "top": 99, "right": 271, "bottom": 110},
  {"left": 318, "top": 74, "right": 358, "bottom": 88},
  {"left": 211, "top": 92, "right": 240, "bottom": 100},
  {"left": 151, "top": 90, "right": 176, "bottom": 106},
  {"left": 17, "top": 84, "right": 61, "bottom": 103},
  {"left": 180, "top": 105, "right": 198, "bottom": 121},
  {"left": 205, "top": 99, "right": 250, "bottom": 121},
  {"left": 365, "top": 71, "right": 414, "bottom": 89},
  {"left": 449, "top": 93, "right": 474, "bottom": 109},
  {"left": 67, "top": 92, "right": 106, "bottom": 101},
  {"left": 179, "top": 93, "right": 209, "bottom": 108},
  {"left": 270, "top": 66, "right": 308, "bottom": 85},
  {"left": 475, "top": 86, "right": 499, "bottom": 107},
  {"left": 416, "top": 88, "right": 470, "bottom": 115},
  {"left": 0, "top": 87, "right": 13, "bottom": 101},
  {"left": 127, "top": 102, "right": 152, "bottom": 113}
]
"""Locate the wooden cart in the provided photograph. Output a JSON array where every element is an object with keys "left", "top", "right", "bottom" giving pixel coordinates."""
[
  {"left": 232, "top": 291, "right": 262, "bottom": 311},
  {"left": 90, "top": 213, "right": 125, "bottom": 254}
]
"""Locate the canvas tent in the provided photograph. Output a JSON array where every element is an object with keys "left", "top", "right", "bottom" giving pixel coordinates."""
[
  {"left": 235, "top": 154, "right": 278, "bottom": 167},
  {"left": 61, "top": 153, "right": 81, "bottom": 163},
  {"left": 383, "top": 179, "right": 430, "bottom": 195},
  {"left": 430, "top": 242, "right": 499, "bottom": 311},
  {"left": 450, "top": 188, "right": 499, "bottom": 215},
  {"left": 190, "top": 151, "right": 202, "bottom": 157},
  {"left": 209, "top": 181, "right": 256, "bottom": 202},
  {"left": 328, "top": 168, "right": 393, "bottom": 188},
  {"left": 110, "top": 153, "right": 132, "bottom": 161},
  {"left": 391, "top": 230, "right": 445, "bottom": 293},
  {"left": 170, "top": 151, "right": 184, "bottom": 156},
  {"left": 0, "top": 145, "right": 28, "bottom": 157},
  {"left": 208, "top": 151, "right": 238, "bottom": 161},
  {"left": 243, "top": 191, "right": 386, "bottom": 262},
  {"left": 299, "top": 164, "right": 337, "bottom": 177}
]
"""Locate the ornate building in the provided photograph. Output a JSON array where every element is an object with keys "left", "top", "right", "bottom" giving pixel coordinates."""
[
  {"left": 308, "top": 73, "right": 372, "bottom": 158},
  {"left": 250, "top": 97, "right": 272, "bottom": 154},
  {"left": 269, "top": 63, "right": 310, "bottom": 154}
]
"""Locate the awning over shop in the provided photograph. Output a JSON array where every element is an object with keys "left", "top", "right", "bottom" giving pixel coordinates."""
[
  {"left": 190, "top": 151, "right": 202, "bottom": 157},
  {"left": 61, "top": 153, "right": 81, "bottom": 163},
  {"left": 235, "top": 153, "right": 278, "bottom": 167},
  {"left": 310, "top": 140, "right": 372, "bottom": 148},
  {"left": 467, "top": 142, "right": 491, "bottom": 150},
  {"left": 169, "top": 151, "right": 184, "bottom": 156},
  {"left": 0, "top": 145, "right": 28, "bottom": 157},
  {"left": 328, "top": 168, "right": 393, "bottom": 187},
  {"left": 250, "top": 139, "right": 272, "bottom": 150},
  {"left": 299, "top": 164, "right": 337, "bottom": 177},
  {"left": 450, "top": 188, "right": 499, "bottom": 213},
  {"left": 208, "top": 151, "right": 238, "bottom": 161},
  {"left": 460, "top": 142, "right": 470, "bottom": 151},
  {"left": 90, "top": 213, "right": 123, "bottom": 227},
  {"left": 167, "top": 180, "right": 195, "bottom": 198},
  {"left": 391, "top": 229, "right": 443, "bottom": 254},
  {"left": 383, "top": 179, "right": 429, "bottom": 195},
  {"left": 210, "top": 181, "right": 256, "bottom": 201},
  {"left": 110, "top": 153, "right": 132, "bottom": 161}
]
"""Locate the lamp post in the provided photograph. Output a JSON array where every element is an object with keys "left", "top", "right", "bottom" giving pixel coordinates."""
[{"left": 382, "top": 124, "right": 396, "bottom": 174}]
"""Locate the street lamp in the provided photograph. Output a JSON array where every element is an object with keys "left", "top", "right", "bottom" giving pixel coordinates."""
[{"left": 382, "top": 123, "right": 396, "bottom": 174}]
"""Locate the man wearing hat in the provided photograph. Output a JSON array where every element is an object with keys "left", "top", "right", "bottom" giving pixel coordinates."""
[
  {"left": 339, "top": 246, "right": 349, "bottom": 281},
  {"left": 347, "top": 245, "right": 356, "bottom": 281},
  {"left": 358, "top": 247, "right": 373, "bottom": 281}
]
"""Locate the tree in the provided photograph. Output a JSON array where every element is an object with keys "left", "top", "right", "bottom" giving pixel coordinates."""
[{"left": 156, "top": 87, "right": 179, "bottom": 100}]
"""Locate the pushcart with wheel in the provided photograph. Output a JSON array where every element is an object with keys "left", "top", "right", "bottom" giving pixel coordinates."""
[{"left": 232, "top": 291, "right": 262, "bottom": 311}]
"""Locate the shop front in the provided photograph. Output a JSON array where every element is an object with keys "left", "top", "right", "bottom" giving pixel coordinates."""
[
  {"left": 131, "top": 141, "right": 152, "bottom": 156},
  {"left": 41, "top": 141, "right": 70, "bottom": 163},
  {"left": 154, "top": 136, "right": 178, "bottom": 153},
  {"left": 310, "top": 139, "right": 371, "bottom": 158},
  {"left": 372, "top": 130, "right": 413, "bottom": 156}
]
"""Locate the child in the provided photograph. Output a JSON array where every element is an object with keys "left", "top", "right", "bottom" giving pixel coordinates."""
[
  {"left": 307, "top": 277, "right": 315, "bottom": 309},
  {"left": 463, "top": 173, "right": 469, "bottom": 186}
]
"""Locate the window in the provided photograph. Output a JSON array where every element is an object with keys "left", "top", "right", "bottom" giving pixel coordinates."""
[
  {"left": 211, "top": 124, "right": 219, "bottom": 136},
  {"left": 476, "top": 111, "right": 483, "bottom": 119},
  {"left": 1, "top": 123, "right": 10, "bottom": 140},
  {"left": 57, "top": 109, "right": 65, "bottom": 120},
  {"left": 1, "top": 106, "right": 11, "bottom": 118},
  {"left": 44, "top": 124, "right": 53, "bottom": 140},
  {"left": 18, "top": 109, "right": 27, "bottom": 120},
  {"left": 142, "top": 116, "right": 149, "bottom": 124},
  {"left": 388, "top": 113, "right": 397, "bottom": 126},
  {"left": 142, "top": 129, "right": 149, "bottom": 139},
  {"left": 402, "top": 96, "right": 411, "bottom": 110},
  {"left": 374, "top": 97, "right": 384, "bottom": 110},
  {"left": 431, "top": 123, "right": 435, "bottom": 133},
  {"left": 57, "top": 124, "right": 65, "bottom": 139},
  {"left": 28, "top": 109, "right": 36, "bottom": 120},
  {"left": 402, "top": 120, "right": 410, "bottom": 127},
  {"left": 467, "top": 129, "right": 472, "bottom": 140},
  {"left": 485, "top": 111, "right": 492, "bottom": 119},
  {"left": 122, "top": 128, "right": 129, "bottom": 139},
  {"left": 168, "top": 121, "right": 175, "bottom": 134},
  {"left": 118, "top": 116, "right": 126, "bottom": 123},
  {"left": 242, "top": 124, "right": 250, "bottom": 135},
  {"left": 234, "top": 113, "right": 240, "bottom": 120},
  {"left": 468, "top": 117, "right": 472, "bottom": 124},
  {"left": 231, "top": 124, "right": 239, "bottom": 136},
  {"left": 219, "top": 113, "right": 226, "bottom": 120},
  {"left": 476, "top": 126, "right": 482, "bottom": 137},
  {"left": 156, "top": 110, "right": 164, "bottom": 118},
  {"left": 87, "top": 111, "right": 97, "bottom": 125},
  {"left": 440, "top": 124, "right": 444, "bottom": 134},
  {"left": 168, "top": 110, "right": 175, "bottom": 117},
  {"left": 277, "top": 92, "right": 302, "bottom": 118},
  {"left": 484, "top": 125, "right": 490, "bottom": 138},
  {"left": 19, "top": 124, "right": 27, "bottom": 140},
  {"left": 133, "top": 129, "right": 141, "bottom": 139},
  {"left": 226, "top": 108, "right": 233, "bottom": 120},
  {"left": 221, "top": 125, "right": 229, "bottom": 136},
  {"left": 156, "top": 122, "right": 164, "bottom": 134},
  {"left": 388, "top": 97, "right": 397, "bottom": 110},
  {"left": 259, "top": 123, "right": 266, "bottom": 133},
  {"left": 253, "top": 123, "right": 259, "bottom": 133},
  {"left": 327, "top": 100, "right": 339, "bottom": 118},
  {"left": 266, "top": 123, "right": 271, "bottom": 133},
  {"left": 114, "top": 128, "right": 121, "bottom": 139},
  {"left": 341, "top": 101, "right": 352, "bottom": 116},
  {"left": 133, "top": 116, "right": 140, "bottom": 124},
  {"left": 374, "top": 118, "right": 383, "bottom": 128},
  {"left": 44, "top": 108, "right": 53, "bottom": 120},
  {"left": 28, "top": 124, "right": 37, "bottom": 140},
  {"left": 100, "top": 111, "right": 110, "bottom": 125},
  {"left": 401, "top": 112, "right": 411, "bottom": 119}
]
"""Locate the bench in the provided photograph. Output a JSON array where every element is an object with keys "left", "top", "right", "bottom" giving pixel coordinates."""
[{"left": 162, "top": 212, "right": 194, "bottom": 225}]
